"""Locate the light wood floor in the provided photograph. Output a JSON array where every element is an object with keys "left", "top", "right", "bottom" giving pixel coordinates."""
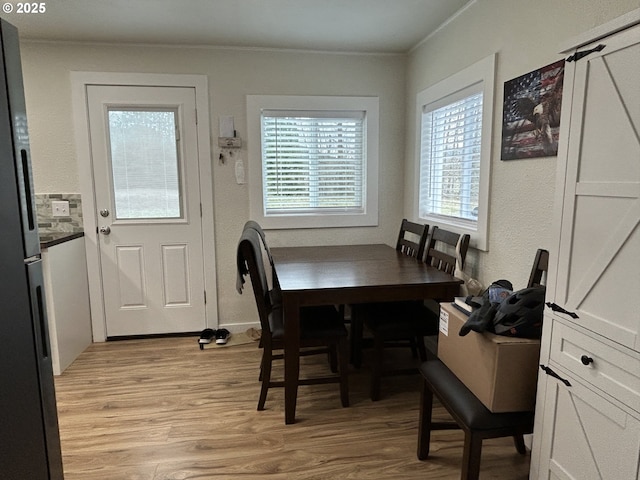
[{"left": 54, "top": 336, "right": 530, "bottom": 479}]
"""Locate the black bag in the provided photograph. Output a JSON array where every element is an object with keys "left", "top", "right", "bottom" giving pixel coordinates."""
[
  {"left": 492, "top": 286, "right": 546, "bottom": 338},
  {"left": 458, "top": 279, "right": 513, "bottom": 336}
]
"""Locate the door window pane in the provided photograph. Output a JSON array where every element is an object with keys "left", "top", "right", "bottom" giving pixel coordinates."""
[{"left": 108, "top": 109, "right": 182, "bottom": 219}]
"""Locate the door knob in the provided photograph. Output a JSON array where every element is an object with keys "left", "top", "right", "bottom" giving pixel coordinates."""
[
  {"left": 99, "top": 226, "right": 111, "bottom": 235},
  {"left": 100, "top": 209, "right": 110, "bottom": 217}
]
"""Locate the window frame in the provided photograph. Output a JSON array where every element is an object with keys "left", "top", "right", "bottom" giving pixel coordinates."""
[
  {"left": 413, "top": 54, "right": 495, "bottom": 251},
  {"left": 247, "top": 95, "right": 379, "bottom": 229}
]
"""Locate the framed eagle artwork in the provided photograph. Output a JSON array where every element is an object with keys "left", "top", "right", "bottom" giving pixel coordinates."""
[{"left": 501, "top": 59, "right": 565, "bottom": 160}]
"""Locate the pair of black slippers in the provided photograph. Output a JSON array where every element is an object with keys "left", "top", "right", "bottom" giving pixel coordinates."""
[{"left": 198, "top": 328, "right": 231, "bottom": 349}]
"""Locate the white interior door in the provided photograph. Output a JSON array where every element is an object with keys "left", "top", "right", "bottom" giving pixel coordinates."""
[{"left": 87, "top": 85, "right": 206, "bottom": 337}]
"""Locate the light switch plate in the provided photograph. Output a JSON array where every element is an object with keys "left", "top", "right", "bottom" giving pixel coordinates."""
[{"left": 52, "top": 200, "right": 70, "bottom": 217}]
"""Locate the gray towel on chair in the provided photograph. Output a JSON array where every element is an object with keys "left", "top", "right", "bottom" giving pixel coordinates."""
[{"left": 236, "top": 221, "right": 274, "bottom": 294}]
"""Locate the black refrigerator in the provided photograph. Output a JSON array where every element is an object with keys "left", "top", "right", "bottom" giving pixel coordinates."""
[{"left": 0, "top": 19, "right": 64, "bottom": 479}]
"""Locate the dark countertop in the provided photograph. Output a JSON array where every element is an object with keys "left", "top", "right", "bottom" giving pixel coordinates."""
[{"left": 40, "top": 231, "right": 85, "bottom": 249}]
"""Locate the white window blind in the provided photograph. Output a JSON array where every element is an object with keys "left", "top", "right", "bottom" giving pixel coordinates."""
[
  {"left": 108, "top": 109, "right": 182, "bottom": 220},
  {"left": 419, "top": 90, "right": 483, "bottom": 226},
  {"left": 261, "top": 110, "right": 365, "bottom": 215}
]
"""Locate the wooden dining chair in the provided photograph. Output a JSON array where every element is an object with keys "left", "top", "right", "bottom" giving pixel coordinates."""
[
  {"left": 349, "top": 219, "right": 429, "bottom": 367},
  {"left": 237, "top": 227, "right": 350, "bottom": 413},
  {"left": 396, "top": 218, "right": 429, "bottom": 258},
  {"left": 240, "top": 220, "right": 281, "bottom": 307},
  {"left": 365, "top": 226, "right": 470, "bottom": 401},
  {"left": 425, "top": 226, "right": 470, "bottom": 275},
  {"left": 527, "top": 248, "right": 549, "bottom": 288}
]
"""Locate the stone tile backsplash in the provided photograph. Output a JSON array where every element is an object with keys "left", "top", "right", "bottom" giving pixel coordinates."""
[{"left": 35, "top": 193, "right": 84, "bottom": 235}]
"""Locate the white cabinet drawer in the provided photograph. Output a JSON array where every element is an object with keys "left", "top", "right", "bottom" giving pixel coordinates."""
[{"left": 550, "top": 322, "right": 640, "bottom": 413}]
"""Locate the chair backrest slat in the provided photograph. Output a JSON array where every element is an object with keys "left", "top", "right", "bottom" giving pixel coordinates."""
[
  {"left": 527, "top": 249, "right": 549, "bottom": 288},
  {"left": 396, "top": 219, "right": 429, "bottom": 260},
  {"left": 424, "top": 226, "right": 470, "bottom": 275}
]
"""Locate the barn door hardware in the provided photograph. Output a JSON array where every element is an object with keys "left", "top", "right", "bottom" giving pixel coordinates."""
[
  {"left": 546, "top": 302, "right": 579, "bottom": 319},
  {"left": 566, "top": 44, "right": 605, "bottom": 62},
  {"left": 540, "top": 365, "right": 572, "bottom": 387}
]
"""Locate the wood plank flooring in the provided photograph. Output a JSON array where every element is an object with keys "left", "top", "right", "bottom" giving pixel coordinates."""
[{"left": 54, "top": 336, "right": 530, "bottom": 479}]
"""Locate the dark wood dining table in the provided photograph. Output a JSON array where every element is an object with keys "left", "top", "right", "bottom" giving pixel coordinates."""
[{"left": 270, "top": 243, "right": 463, "bottom": 424}]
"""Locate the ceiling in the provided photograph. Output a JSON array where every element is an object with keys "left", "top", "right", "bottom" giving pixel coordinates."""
[{"left": 3, "top": 0, "right": 472, "bottom": 54}]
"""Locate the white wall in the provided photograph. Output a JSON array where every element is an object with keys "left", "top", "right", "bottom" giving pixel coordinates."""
[
  {"left": 19, "top": 0, "right": 637, "bottom": 330},
  {"left": 19, "top": 42, "right": 406, "bottom": 329},
  {"left": 404, "top": 0, "right": 639, "bottom": 289}
]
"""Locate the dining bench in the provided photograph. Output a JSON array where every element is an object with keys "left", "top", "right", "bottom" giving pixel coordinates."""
[
  {"left": 417, "top": 359, "right": 534, "bottom": 479},
  {"left": 416, "top": 249, "right": 548, "bottom": 479}
]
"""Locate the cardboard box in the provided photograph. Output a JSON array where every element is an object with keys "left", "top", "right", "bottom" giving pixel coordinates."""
[{"left": 437, "top": 302, "right": 541, "bottom": 412}]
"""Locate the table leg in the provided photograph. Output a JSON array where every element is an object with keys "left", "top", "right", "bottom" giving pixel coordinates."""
[{"left": 283, "top": 296, "right": 300, "bottom": 425}]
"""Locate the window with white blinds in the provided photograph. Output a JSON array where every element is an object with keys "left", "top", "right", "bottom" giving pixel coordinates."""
[
  {"left": 261, "top": 111, "right": 364, "bottom": 214},
  {"left": 419, "top": 89, "right": 482, "bottom": 225},
  {"left": 247, "top": 95, "right": 379, "bottom": 229},
  {"left": 414, "top": 54, "right": 495, "bottom": 250}
]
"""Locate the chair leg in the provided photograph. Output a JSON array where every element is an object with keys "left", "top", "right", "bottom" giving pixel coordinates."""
[
  {"left": 409, "top": 336, "right": 419, "bottom": 358},
  {"left": 461, "top": 432, "right": 483, "bottom": 480},
  {"left": 417, "top": 379, "right": 434, "bottom": 460},
  {"left": 329, "top": 344, "right": 338, "bottom": 373},
  {"left": 338, "top": 337, "right": 350, "bottom": 408},
  {"left": 338, "top": 304, "right": 347, "bottom": 321},
  {"left": 257, "top": 348, "right": 272, "bottom": 411},
  {"left": 350, "top": 307, "right": 364, "bottom": 368},
  {"left": 370, "top": 333, "right": 384, "bottom": 401},
  {"left": 416, "top": 335, "right": 428, "bottom": 362},
  {"left": 513, "top": 434, "right": 527, "bottom": 454}
]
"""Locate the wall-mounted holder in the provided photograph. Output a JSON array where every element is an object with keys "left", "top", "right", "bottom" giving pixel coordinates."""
[
  {"left": 218, "top": 116, "right": 242, "bottom": 164},
  {"left": 218, "top": 137, "right": 242, "bottom": 148},
  {"left": 218, "top": 136, "right": 242, "bottom": 164}
]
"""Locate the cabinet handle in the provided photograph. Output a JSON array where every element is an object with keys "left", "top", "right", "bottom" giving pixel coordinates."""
[
  {"left": 580, "top": 355, "right": 594, "bottom": 366},
  {"left": 540, "top": 364, "right": 572, "bottom": 387},
  {"left": 545, "top": 302, "right": 579, "bottom": 319}
]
